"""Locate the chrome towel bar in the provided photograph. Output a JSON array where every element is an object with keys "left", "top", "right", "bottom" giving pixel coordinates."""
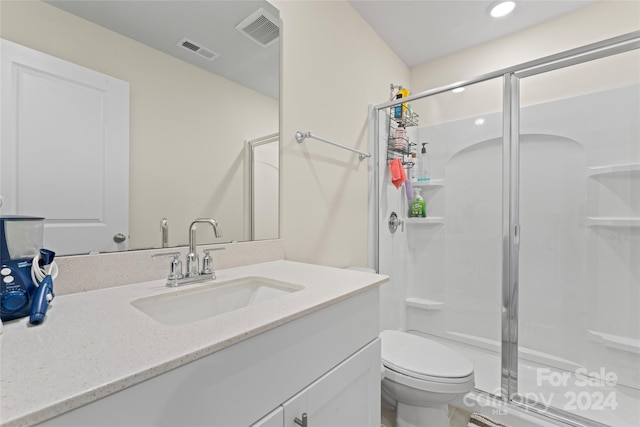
[{"left": 295, "top": 131, "right": 371, "bottom": 161}]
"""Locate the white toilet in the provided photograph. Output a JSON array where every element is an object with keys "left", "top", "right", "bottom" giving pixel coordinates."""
[{"left": 380, "top": 330, "right": 475, "bottom": 427}]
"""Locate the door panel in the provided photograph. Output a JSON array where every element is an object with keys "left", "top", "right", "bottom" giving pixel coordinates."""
[{"left": 1, "top": 39, "right": 129, "bottom": 255}]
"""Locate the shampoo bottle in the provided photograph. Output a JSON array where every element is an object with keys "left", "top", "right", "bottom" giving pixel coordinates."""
[
  {"left": 418, "top": 143, "right": 430, "bottom": 182},
  {"left": 409, "top": 188, "right": 426, "bottom": 218},
  {"left": 393, "top": 93, "right": 403, "bottom": 119},
  {"left": 398, "top": 88, "right": 410, "bottom": 118}
]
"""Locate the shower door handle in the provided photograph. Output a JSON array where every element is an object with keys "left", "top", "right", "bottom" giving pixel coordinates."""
[{"left": 514, "top": 225, "right": 520, "bottom": 248}]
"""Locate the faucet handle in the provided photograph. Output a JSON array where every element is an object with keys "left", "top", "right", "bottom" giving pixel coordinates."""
[
  {"left": 152, "top": 251, "right": 184, "bottom": 282},
  {"left": 168, "top": 254, "right": 183, "bottom": 281},
  {"left": 201, "top": 250, "right": 213, "bottom": 275},
  {"left": 201, "top": 247, "right": 225, "bottom": 277}
]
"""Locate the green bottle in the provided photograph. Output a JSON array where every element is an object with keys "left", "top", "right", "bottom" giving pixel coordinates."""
[{"left": 409, "top": 188, "right": 426, "bottom": 218}]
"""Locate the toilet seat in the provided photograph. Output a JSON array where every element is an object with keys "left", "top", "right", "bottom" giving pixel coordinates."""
[{"left": 381, "top": 330, "right": 474, "bottom": 388}]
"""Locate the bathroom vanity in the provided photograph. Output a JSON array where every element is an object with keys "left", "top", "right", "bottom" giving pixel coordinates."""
[{"left": 0, "top": 260, "right": 387, "bottom": 426}]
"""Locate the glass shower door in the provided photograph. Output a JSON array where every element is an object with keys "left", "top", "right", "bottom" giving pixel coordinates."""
[
  {"left": 397, "top": 78, "right": 506, "bottom": 398},
  {"left": 516, "top": 49, "right": 640, "bottom": 426}
]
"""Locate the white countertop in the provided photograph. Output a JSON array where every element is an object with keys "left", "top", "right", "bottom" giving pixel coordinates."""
[{"left": 0, "top": 260, "right": 387, "bottom": 427}]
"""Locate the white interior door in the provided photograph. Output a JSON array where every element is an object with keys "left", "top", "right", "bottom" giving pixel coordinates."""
[{"left": 1, "top": 39, "right": 129, "bottom": 255}]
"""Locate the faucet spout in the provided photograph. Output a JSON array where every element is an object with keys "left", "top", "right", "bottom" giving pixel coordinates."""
[
  {"left": 189, "top": 218, "right": 222, "bottom": 254},
  {"left": 186, "top": 218, "right": 223, "bottom": 277}
]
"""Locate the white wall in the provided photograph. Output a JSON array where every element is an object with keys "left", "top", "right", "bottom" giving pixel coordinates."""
[
  {"left": 0, "top": 0, "right": 278, "bottom": 250},
  {"left": 272, "top": 0, "right": 409, "bottom": 268},
  {"left": 410, "top": 0, "right": 640, "bottom": 126}
]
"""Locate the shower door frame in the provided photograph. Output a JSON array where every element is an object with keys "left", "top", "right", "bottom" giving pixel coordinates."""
[{"left": 371, "top": 31, "right": 640, "bottom": 427}]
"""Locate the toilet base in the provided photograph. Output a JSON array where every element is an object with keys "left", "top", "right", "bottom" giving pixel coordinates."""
[{"left": 396, "top": 401, "right": 450, "bottom": 427}]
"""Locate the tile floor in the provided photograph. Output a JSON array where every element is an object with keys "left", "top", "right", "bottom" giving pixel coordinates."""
[{"left": 381, "top": 404, "right": 472, "bottom": 427}]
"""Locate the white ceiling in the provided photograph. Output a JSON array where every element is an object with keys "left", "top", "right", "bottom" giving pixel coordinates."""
[{"left": 348, "top": 0, "right": 599, "bottom": 67}]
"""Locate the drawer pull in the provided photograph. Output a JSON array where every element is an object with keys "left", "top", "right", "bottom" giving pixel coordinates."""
[{"left": 294, "top": 413, "right": 308, "bottom": 426}]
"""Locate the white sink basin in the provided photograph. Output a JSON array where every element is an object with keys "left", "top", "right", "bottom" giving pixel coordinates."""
[{"left": 131, "top": 276, "right": 304, "bottom": 326}]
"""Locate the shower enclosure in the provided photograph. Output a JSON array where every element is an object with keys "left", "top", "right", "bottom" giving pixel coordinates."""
[{"left": 371, "top": 32, "right": 639, "bottom": 427}]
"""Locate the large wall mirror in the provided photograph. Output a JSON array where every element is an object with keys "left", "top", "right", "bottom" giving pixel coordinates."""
[{"left": 0, "top": 0, "right": 280, "bottom": 256}]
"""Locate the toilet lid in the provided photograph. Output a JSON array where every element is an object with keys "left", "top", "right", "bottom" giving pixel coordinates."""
[{"left": 380, "top": 330, "right": 474, "bottom": 380}]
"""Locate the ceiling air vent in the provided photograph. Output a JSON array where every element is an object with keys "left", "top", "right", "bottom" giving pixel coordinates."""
[
  {"left": 177, "top": 38, "right": 220, "bottom": 61},
  {"left": 235, "top": 8, "right": 280, "bottom": 47}
]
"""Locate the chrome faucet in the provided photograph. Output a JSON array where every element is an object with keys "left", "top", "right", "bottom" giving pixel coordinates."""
[
  {"left": 152, "top": 218, "right": 224, "bottom": 287},
  {"left": 186, "top": 218, "right": 223, "bottom": 277}
]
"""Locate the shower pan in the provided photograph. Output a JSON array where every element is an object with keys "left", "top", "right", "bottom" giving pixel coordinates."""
[{"left": 371, "top": 32, "right": 640, "bottom": 427}]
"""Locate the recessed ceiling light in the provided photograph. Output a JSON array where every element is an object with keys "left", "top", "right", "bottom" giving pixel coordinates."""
[
  {"left": 490, "top": 1, "right": 516, "bottom": 18},
  {"left": 452, "top": 87, "right": 465, "bottom": 93}
]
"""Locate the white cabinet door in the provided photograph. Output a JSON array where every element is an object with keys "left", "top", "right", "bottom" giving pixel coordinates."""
[
  {"left": 252, "top": 406, "right": 284, "bottom": 427},
  {"left": 1, "top": 39, "right": 129, "bottom": 255},
  {"left": 283, "top": 338, "right": 381, "bottom": 427}
]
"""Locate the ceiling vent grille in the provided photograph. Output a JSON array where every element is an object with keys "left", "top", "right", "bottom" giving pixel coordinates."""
[
  {"left": 235, "top": 8, "right": 280, "bottom": 47},
  {"left": 177, "top": 38, "right": 220, "bottom": 61}
]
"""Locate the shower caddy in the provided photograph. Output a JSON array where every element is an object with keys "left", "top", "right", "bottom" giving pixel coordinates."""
[
  {"left": 387, "top": 85, "right": 445, "bottom": 226},
  {"left": 386, "top": 85, "right": 419, "bottom": 170}
]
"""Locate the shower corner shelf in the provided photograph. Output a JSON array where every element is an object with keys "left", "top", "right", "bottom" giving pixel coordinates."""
[
  {"left": 586, "top": 217, "right": 640, "bottom": 228},
  {"left": 587, "top": 330, "right": 640, "bottom": 355},
  {"left": 587, "top": 163, "right": 640, "bottom": 177},
  {"left": 404, "top": 216, "right": 445, "bottom": 225},
  {"left": 406, "top": 297, "right": 444, "bottom": 311},
  {"left": 412, "top": 179, "right": 445, "bottom": 188}
]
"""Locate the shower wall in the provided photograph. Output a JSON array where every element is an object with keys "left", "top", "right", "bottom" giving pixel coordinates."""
[{"left": 378, "top": 84, "right": 639, "bottom": 422}]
